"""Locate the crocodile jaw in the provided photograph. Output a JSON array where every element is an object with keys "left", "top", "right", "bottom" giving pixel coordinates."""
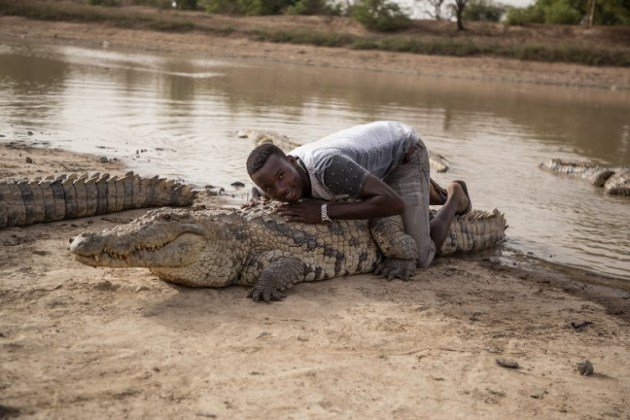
[{"left": 71, "top": 231, "right": 206, "bottom": 268}]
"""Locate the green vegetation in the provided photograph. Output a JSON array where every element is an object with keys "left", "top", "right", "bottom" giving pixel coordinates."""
[
  {"left": 199, "top": 0, "right": 337, "bottom": 15},
  {"left": 249, "top": 27, "right": 629, "bottom": 66},
  {"left": 285, "top": 0, "right": 341, "bottom": 15},
  {"left": 350, "top": 0, "right": 412, "bottom": 31},
  {"left": 175, "top": 0, "right": 198, "bottom": 10},
  {"left": 506, "top": 0, "right": 630, "bottom": 25},
  {"left": 88, "top": 0, "right": 121, "bottom": 6},
  {"left": 462, "top": 0, "right": 506, "bottom": 22}
]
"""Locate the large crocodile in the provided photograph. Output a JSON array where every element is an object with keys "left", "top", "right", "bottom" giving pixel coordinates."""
[
  {"left": 0, "top": 172, "right": 196, "bottom": 229},
  {"left": 236, "top": 129, "right": 451, "bottom": 173},
  {"left": 70, "top": 202, "right": 507, "bottom": 302},
  {"left": 538, "top": 159, "right": 630, "bottom": 196}
]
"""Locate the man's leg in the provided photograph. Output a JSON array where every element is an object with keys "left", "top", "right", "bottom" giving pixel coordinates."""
[
  {"left": 429, "top": 182, "right": 469, "bottom": 253},
  {"left": 386, "top": 142, "right": 471, "bottom": 266},
  {"left": 385, "top": 142, "right": 436, "bottom": 268}
]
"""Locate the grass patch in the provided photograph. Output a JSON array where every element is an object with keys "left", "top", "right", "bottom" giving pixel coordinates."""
[{"left": 250, "top": 29, "right": 354, "bottom": 47}]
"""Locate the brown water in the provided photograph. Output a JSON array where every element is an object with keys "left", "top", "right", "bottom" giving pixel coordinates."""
[{"left": 1, "top": 41, "right": 629, "bottom": 279}]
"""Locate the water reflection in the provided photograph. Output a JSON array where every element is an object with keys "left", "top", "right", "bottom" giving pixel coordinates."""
[
  {"left": 0, "top": 50, "right": 69, "bottom": 130},
  {"left": 211, "top": 63, "right": 630, "bottom": 163},
  {"left": 0, "top": 40, "right": 628, "bottom": 279}
]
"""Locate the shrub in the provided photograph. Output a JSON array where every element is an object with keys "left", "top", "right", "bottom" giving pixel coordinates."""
[
  {"left": 462, "top": 0, "right": 505, "bottom": 21},
  {"left": 175, "top": 0, "right": 198, "bottom": 10},
  {"left": 201, "top": 0, "right": 297, "bottom": 15},
  {"left": 127, "top": 0, "right": 173, "bottom": 8},
  {"left": 351, "top": 0, "right": 411, "bottom": 31},
  {"left": 88, "top": 0, "right": 122, "bottom": 6},
  {"left": 544, "top": 0, "right": 581, "bottom": 24},
  {"left": 505, "top": 7, "right": 526, "bottom": 24},
  {"left": 505, "top": 5, "right": 544, "bottom": 24},
  {"left": 505, "top": 0, "right": 629, "bottom": 26},
  {"left": 285, "top": 0, "right": 340, "bottom": 15}
]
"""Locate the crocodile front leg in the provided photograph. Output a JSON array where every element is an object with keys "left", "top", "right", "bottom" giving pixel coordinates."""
[
  {"left": 370, "top": 217, "right": 417, "bottom": 280},
  {"left": 373, "top": 258, "right": 416, "bottom": 280},
  {"left": 245, "top": 251, "right": 305, "bottom": 303}
]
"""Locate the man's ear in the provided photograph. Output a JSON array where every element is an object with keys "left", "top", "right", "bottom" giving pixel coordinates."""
[{"left": 287, "top": 155, "right": 298, "bottom": 166}]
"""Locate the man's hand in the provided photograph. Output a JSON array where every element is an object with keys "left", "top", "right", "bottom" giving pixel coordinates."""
[{"left": 276, "top": 198, "right": 326, "bottom": 224}]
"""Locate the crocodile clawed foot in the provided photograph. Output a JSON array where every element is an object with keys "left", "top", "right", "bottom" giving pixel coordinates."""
[
  {"left": 374, "top": 259, "right": 416, "bottom": 281},
  {"left": 248, "top": 287, "right": 286, "bottom": 303}
]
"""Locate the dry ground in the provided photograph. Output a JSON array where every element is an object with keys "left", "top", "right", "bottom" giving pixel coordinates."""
[{"left": 0, "top": 143, "right": 629, "bottom": 418}]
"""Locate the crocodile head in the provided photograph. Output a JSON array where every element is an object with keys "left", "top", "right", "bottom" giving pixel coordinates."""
[{"left": 70, "top": 208, "right": 245, "bottom": 287}]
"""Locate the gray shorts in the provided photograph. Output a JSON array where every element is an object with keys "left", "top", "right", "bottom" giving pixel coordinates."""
[{"left": 383, "top": 140, "right": 436, "bottom": 268}]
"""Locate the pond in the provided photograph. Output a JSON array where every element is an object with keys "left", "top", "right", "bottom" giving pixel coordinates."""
[{"left": 1, "top": 41, "right": 628, "bottom": 279}]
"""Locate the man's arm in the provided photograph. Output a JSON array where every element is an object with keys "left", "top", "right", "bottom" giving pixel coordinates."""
[{"left": 275, "top": 174, "right": 405, "bottom": 223}]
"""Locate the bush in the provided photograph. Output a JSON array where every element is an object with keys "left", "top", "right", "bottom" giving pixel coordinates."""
[
  {"left": 351, "top": 0, "right": 411, "bottom": 31},
  {"left": 201, "top": 0, "right": 297, "bottom": 15},
  {"left": 544, "top": 0, "right": 581, "bottom": 23},
  {"left": 505, "top": 5, "right": 544, "bottom": 24},
  {"left": 285, "top": 0, "right": 340, "bottom": 15},
  {"left": 88, "top": 0, "right": 122, "bottom": 6},
  {"left": 462, "top": 0, "right": 505, "bottom": 21},
  {"left": 505, "top": 0, "right": 629, "bottom": 26},
  {"left": 505, "top": 7, "right": 526, "bottom": 24},
  {"left": 175, "top": 0, "right": 198, "bottom": 10}
]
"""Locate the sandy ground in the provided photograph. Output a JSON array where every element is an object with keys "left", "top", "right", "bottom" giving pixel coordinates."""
[
  {"left": 1, "top": 142, "right": 629, "bottom": 418},
  {"left": 1, "top": 15, "right": 630, "bottom": 418}
]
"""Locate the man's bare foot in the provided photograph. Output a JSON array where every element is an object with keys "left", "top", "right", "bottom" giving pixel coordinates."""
[
  {"left": 429, "top": 178, "right": 448, "bottom": 205},
  {"left": 447, "top": 181, "right": 471, "bottom": 215}
]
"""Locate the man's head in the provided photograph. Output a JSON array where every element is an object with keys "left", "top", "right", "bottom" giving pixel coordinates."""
[{"left": 246, "top": 143, "right": 308, "bottom": 202}]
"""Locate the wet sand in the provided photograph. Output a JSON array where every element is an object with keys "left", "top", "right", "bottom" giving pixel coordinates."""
[{"left": 1, "top": 142, "right": 629, "bottom": 418}]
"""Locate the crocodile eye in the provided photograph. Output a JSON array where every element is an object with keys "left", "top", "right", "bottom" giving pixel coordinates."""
[{"left": 161, "top": 214, "right": 171, "bottom": 221}]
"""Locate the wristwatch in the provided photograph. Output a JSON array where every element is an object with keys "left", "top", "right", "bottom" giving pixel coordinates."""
[{"left": 320, "top": 203, "right": 332, "bottom": 224}]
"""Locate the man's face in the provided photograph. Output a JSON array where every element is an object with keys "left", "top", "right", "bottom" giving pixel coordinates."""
[{"left": 250, "top": 154, "right": 305, "bottom": 203}]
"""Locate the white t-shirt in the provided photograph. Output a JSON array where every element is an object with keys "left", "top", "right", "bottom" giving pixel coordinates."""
[{"left": 290, "top": 121, "right": 418, "bottom": 200}]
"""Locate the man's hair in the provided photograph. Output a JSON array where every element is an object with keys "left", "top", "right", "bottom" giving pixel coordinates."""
[{"left": 246, "top": 143, "right": 287, "bottom": 175}]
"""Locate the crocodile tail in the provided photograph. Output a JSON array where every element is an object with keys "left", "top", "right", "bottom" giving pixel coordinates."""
[
  {"left": 438, "top": 209, "right": 507, "bottom": 256},
  {"left": 0, "top": 172, "right": 197, "bottom": 229}
]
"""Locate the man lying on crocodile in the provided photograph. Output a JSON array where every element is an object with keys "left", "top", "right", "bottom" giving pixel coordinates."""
[{"left": 246, "top": 120, "right": 472, "bottom": 269}]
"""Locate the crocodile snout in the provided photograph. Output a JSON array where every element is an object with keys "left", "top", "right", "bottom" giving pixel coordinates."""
[{"left": 70, "top": 232, "right": 105, "bottom": 257}]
